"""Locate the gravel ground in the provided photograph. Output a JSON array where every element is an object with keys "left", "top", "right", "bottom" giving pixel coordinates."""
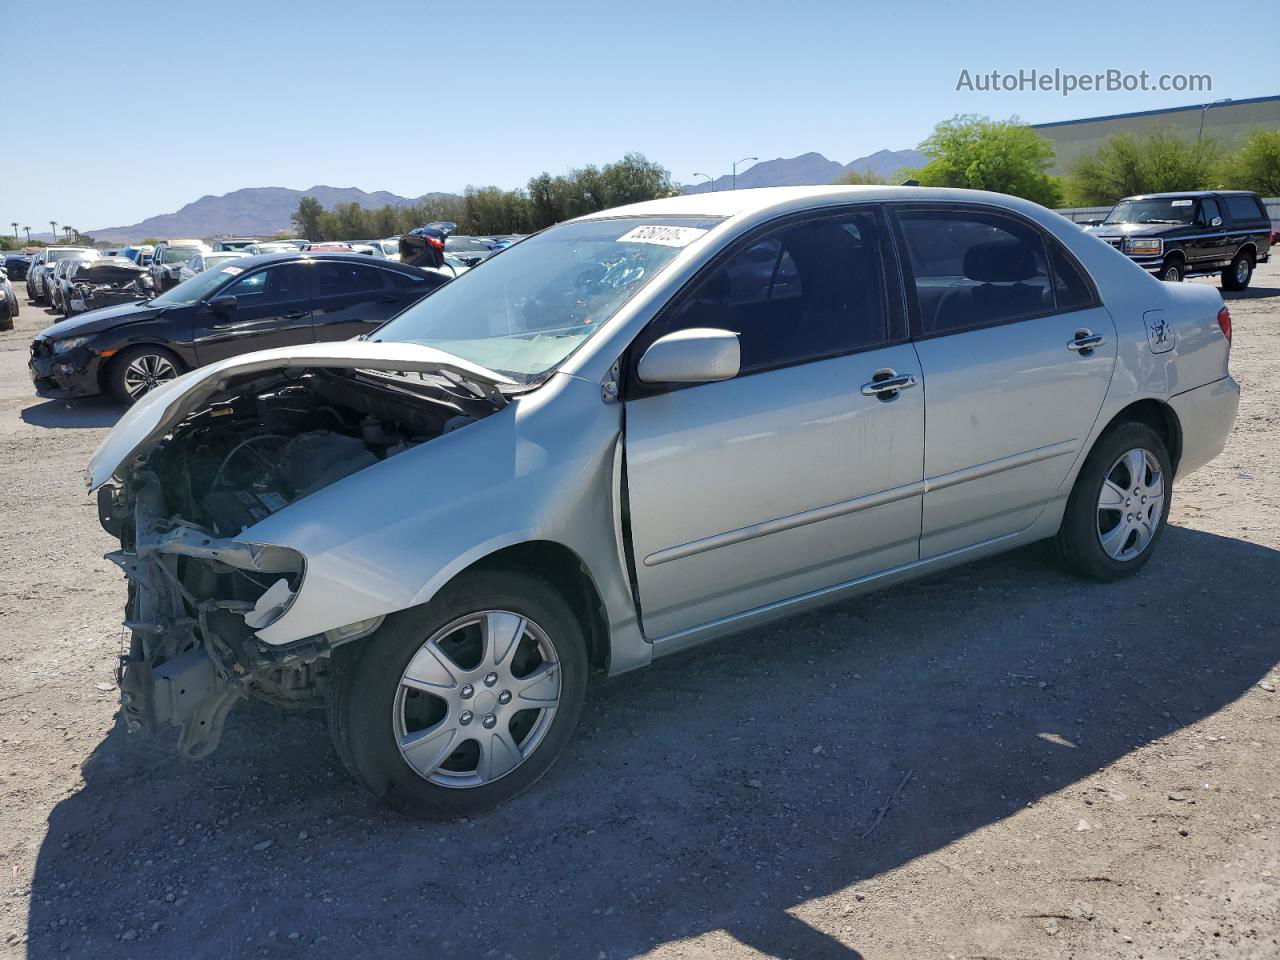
[{"left": 1, "top": 262, "right": 1278, "bottom": 960}]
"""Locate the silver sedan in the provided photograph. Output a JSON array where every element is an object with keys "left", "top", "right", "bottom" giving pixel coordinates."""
[{"left": 89, "top": 185, "right": 1240, "bottom": 819}]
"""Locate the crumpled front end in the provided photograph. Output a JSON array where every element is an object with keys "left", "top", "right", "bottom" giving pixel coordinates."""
[{"left": 97, "top": 355, "right": 508, "bottom": 757}]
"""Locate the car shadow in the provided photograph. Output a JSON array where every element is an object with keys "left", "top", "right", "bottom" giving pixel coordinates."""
[
  {"left": 23, "top": 526, "right": 1280, "bottom": 958},
  {"left": 1222, "top": 285, "right": 1280, "bottom": 300},
  {"left": 20, "top": 397, "right": 123, "bottom": 429}
]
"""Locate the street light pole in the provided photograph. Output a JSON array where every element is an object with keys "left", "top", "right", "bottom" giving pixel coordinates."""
[
  {"left": 692, "top": 172, "right": 715, "bottom": 192},
  {"left": 731, "top": 156, "right": 758, "bottom": 191},
  {"left": 1198, "top": 98, "right": 1231, "bottom": 142}
]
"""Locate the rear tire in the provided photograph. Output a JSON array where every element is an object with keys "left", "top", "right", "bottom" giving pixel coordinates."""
[
  {"left": 326, "top": 569, "right": 588, "bottom": 820},
  {"left": 1221, "top": 250, "right": 1254, "bottom": 291},
  {"left": 1053, "top": 422, "right": 1172, "bottom": 582},
  {"left": 1159, "top": 258, "right": 1185, "bottom": 282}
]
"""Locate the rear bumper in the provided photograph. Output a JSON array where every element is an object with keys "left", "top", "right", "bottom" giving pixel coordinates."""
[{"left": 1170, "top": 375, "right": 1240, "bottom": 479}]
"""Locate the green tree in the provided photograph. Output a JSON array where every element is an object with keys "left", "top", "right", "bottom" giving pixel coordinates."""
[
  {"left": 1219, "top": 129, "right": 1280, "bottom": 197},
  {"left": 1067, "top": 130, "right": 1221, "bottom": 205},
  {"left": 292, "top": 196, "right": 325, "bottom": 239},
  {"left": 833, "top": 169, "right": 888, "bottom": 185},
  {"left": 907, "top": 115, "right": 1062, "bottom": 206}
]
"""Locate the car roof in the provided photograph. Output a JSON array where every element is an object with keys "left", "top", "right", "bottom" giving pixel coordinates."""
[
  {"left": 572, "top": 185, "right": 1067, "bottom": 223},
  {"left": 1119, "top": 190, "right": 1261, "bottom": 200},
  {"left": 216, "top": 251, "right": 422, "bottom": 271}
]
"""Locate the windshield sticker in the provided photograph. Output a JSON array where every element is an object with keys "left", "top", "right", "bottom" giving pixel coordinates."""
[
  {"left": 1171, "top": 200, "right": 1193, "bottom": 206},
  {"left": 617, "top": 225, "right": 708, "bottom": 247},
  {"left": 222, "top": 265, "right": 244, "bottom": 275}
]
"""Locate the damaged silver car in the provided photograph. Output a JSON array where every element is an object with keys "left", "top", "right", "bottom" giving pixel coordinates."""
[{"left": 90, "top": 186, "right": 1239, "bottom": 819}]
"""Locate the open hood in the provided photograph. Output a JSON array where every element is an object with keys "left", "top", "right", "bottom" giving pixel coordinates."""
[
  {"left": 76, "top": 259, "right": 148, "bottom": 284},
  {"left": 86, "top": 340, "right": 515, "bottom": 492}
]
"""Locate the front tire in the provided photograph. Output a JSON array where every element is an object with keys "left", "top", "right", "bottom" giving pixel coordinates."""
[
  {"left": 1053, "top": 422, "right": 1172, "bottom": 582},
  {"left": 327, "top": 569, "right": 589, "bottom": 820},
  {"left": 106, "top": 345, "right": 183, "bottom": 404},
  {"left": 1159, "top": 258, "right": 1185, "bottom": 283},
  {"left": 1221, "top": 250, "right": 1254, "bottom": 291}
]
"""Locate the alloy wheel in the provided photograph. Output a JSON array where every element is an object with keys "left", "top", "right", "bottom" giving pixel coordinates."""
[
  {"left": 1096, "top": 447, "right": 1165, "bottom": 562},
  {"left": 393, "top": 610, "right": 562, "bottom": 788},
  {"left": 122, "top": 353, "right": 178, "bottom": 399}
]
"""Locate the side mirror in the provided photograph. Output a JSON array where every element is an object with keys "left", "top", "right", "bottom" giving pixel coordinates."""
[
  {"left": 208, "top": 295, "right": 238, "bottom": 314},
  {"left": 637, "top": 328, "right": 740, "bottom": 385},
  {"left": 1211, "top": 217, "right": 1223, "bottom": 227}
]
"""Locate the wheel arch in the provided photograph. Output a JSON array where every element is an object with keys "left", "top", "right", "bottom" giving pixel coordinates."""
[
  {"left": 97, "top": 342, "right": 188, "bottom": 394},
  {"left": 453, "top": 540, "right": 612, "bottom": 674},
  {"left": 1233, "top": 241, "right": 1258, "bottom": 263},
  {"left": 1096, "top": 398, "right": 1183, "bottom": 474}
]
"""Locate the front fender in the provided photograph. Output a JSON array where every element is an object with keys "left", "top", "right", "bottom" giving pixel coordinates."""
[{"left": 243, "top": 374, "right": 647, "bottom": 671}]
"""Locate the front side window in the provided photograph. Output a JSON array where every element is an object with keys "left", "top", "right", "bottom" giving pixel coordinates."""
[
  {"left": 646, "top": 210, "right": 888, "bottom": 374},
  {"left": 897, "top": 209, "right": 1053, "bottom": 336},
  {"left": 372, "top": 216, "right": 723, "bottom": 383},
  {"left": 223, "top": 263, "right": 310, "bottom": 305},
  {"left": 165, "top": 246, "right": 202, "bottom": 264}
]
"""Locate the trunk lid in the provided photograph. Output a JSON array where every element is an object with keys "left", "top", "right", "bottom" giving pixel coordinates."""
[{"left": 87, "top": 340, "right": 515, "bottom": 491}]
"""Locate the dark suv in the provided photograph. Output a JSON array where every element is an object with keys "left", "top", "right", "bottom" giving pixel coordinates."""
[{"left": 1086, "top": 190, "right": 1272, "bottom": 289}]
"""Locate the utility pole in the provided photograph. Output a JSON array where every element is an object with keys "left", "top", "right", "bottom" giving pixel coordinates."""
[
  {"left": 732, "top": 156, "right": 758, "bottom": 190},
  {"left": 1198, "top": 98, "right": 1231, "bottom": 142}
]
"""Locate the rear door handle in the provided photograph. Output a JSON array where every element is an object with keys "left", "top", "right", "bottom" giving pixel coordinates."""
[
  {"left": 861, "top": 370, "right": 917, "bottom": 398},
  {"left": 1068, "top": 331, "right": 1105, "bottom": 353},
  {"left": 283, "top": 309, "right": 306, "bottom": 320}
]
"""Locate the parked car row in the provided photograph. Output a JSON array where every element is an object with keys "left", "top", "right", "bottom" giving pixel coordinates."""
[{"left": 30, "top": 251, "right": 455, "bottom": 403}]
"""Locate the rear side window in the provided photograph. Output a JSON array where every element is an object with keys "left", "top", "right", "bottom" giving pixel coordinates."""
[
  {"left": 896, "top": 209, "right": 1053, "bottom": 336},
  {"left": 1222, "top": 194, "right": 1266, "bottom": 223},
  {"left": 1047, "top": 243, "right": 1095, "bottom": 311},
  {"left": 649, "top": 210, "right": 889, "bottom": 375},
  {"left": 316, "top": 262, "right": 384, "bottom": 297}
]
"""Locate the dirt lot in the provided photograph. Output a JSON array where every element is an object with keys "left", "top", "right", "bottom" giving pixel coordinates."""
[{"left": 1, "top": 261, "right": 1278, "bottom": 960}]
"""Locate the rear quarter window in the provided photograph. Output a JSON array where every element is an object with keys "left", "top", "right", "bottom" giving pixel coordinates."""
[{"left": 1223, "top": 195, "right": 1267, "bottom": 223}]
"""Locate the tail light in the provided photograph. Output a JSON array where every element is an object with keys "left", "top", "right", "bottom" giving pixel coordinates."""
[{"left": 1217, "top": 305, "right": 1232, "bottom": 344}]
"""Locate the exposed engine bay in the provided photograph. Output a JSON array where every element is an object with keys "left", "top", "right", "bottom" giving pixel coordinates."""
[{"left": 102, "top": 366, "right": 501, "bottom": 758}]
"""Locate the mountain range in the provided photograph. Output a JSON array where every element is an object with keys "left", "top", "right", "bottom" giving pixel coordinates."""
[
  {"left": 682, "top": 149, "right": 925, "bottom": 193},
  {"left": 74, "top": 148, "right": 926, "bottom": 241}
]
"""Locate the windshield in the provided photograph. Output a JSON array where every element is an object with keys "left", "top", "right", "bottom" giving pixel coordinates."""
[
  {"left": 373, "top": 216, "right": 722, "bottom": 383},
  {"left": 445, "top": 236, "right": 494, "bottom": 253},
  {"left": 1104, "top": 198, "right": 1197, "bottom": 225},
  {"left": 47, "top": 248, "right": 93, "bottom": 262},
  {"left": 165, "top": 246, "right": 203, "bottom": 263},
  {"left": 150, "top": 262, "right": 243, "bottom": 307}
]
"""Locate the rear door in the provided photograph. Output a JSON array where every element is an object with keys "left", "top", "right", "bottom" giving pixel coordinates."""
[
  {"left": 191, "top": 262, "right": 315, "bottom": 365},
  {"left": 311, "top": 261, "right": 429, "bottom": 341},
  {"left": 624, "top": 207, "right": 925, "bottom": 638},
  {"left": 892, "top": 204, "right": 1117, "bottom": 558}
]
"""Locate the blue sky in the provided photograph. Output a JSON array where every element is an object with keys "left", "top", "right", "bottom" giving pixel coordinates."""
[{"left": 2, "top": 0, "right": 1273, "bottom": 232}]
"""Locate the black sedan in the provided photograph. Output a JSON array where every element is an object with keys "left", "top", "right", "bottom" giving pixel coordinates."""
[{"left": 30, "top": 252, "right": 450, "bottom": 404}]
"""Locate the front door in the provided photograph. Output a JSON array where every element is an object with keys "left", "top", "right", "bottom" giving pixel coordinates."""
[
  {"left": 192, "top": 262, "right": 316, "bottom": 365},
  {"left": 892, "top": 205, "right": 1118, "bottom": 558},
  {"left": 623, "top": 207, "right": 925, "bottom": 639}
]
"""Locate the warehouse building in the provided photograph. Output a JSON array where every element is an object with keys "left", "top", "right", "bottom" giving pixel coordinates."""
[{"left": 1034, "top": 94, "right": 1280, "bottom": 174}]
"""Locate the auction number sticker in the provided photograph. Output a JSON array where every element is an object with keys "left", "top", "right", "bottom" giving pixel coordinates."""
[
  {"left": 1171, "top": 200, "right": 1193, "bottom": 206},
  {"left": 617, "top": 225, "right": 708, "bottom": 247}
]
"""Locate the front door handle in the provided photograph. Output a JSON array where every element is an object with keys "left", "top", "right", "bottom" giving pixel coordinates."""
[
  {"left": 1068, "top": 330, "right": 1105, "bottom": 354},
  {"left": 282, "top": 309, "right": 306, "bottom": 320},
  {"left": 861, "top": 370, "right": 917, "bottom": 399}
]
